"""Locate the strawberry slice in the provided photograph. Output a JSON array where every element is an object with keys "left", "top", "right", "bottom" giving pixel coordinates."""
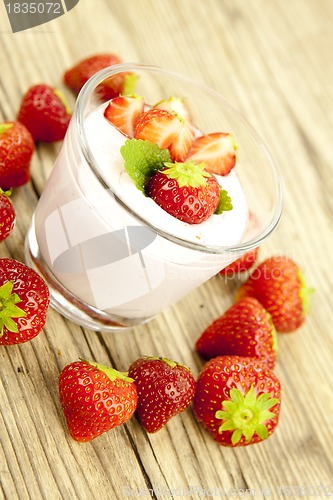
[
  {"left": 188, "top": 132, "right": 237, "bottom": 175},
  {"left": 104, "top": 95, "right": 144, "bottom": 137},
  {"left": 134, "top": 107, "right": 194, "bottom": 162}
]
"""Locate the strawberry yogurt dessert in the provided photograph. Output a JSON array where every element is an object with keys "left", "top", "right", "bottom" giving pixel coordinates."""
[{"left": 26, "top": 64, "right": 282, "bottom": 331}]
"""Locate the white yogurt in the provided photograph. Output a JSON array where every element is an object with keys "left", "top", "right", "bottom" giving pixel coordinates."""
[{"left": 33, "top": 104, "right": 249, "bottom": 322}]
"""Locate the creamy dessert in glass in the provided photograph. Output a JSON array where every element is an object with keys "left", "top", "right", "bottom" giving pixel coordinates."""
[{"left": 25, "top": 64, "right": 283, "bottom": 331}]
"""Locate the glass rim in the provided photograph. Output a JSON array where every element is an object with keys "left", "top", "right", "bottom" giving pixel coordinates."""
[{"left": 73, "top": 62, "right": 283, "bottom": 255}]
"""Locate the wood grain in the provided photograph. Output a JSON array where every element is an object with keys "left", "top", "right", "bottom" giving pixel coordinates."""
[{"left": 1, "top": 0, "right": 333, "bottom": 498}]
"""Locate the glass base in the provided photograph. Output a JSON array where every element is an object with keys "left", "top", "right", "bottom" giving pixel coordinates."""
[{"left": 24, "top": 221, "right": 153, "bottom": 332}]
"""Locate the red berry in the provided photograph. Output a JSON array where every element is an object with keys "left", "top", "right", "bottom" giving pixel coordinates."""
[
  {"left": 17, "top": 84, "right": 71, "bottom": 142},
  {"left": 220, "top": 247, "right": 260, "bottom": 277},
  {"left": 237, "top": 256, "right": 313, "bottom": 333},
  {"left": 0, "top": 121, "right": 34, "bottom": 189},
  {"left": 196, "top": 297, "right": 277, "bottom": 369},
  {"left": 59, "top": 359, "right": 138, "bottom": 442},
  {"left": 104, "top": 95, "right": 144, "bottom": 137},
  {"left": 188, "top": 132, "right": 237, "bottom": 176},
  {"left": 64, "top": 53, "right": 122, "bottom": 96},
  {"left": 146, "top": 161, "right": 220, "bottom": 224},
  {"left": 0, "top": 189, "right": 16, "bottom": 242},
  {"left": 134, "top": 107, "right": 194, "bottom": 162},
  {"left": 128, "top": 356, "right": 196, "bottom": 433},
  {"left": 193, "top": 355, "right": 281, "bottom": 447},
  {"left": 0, "top": 258, "right": 50, "bottom": 345}
]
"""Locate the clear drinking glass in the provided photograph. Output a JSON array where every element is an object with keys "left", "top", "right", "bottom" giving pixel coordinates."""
[{"left": 25, "top": 63, "right": 283, "bottom": 331}]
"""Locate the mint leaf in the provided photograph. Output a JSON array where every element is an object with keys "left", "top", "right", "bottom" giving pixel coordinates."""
[
  {"left": 120, "top": 139, "right": 171, "bottom": 193},
  {"left": 215, "top": 187, "right": 233, "bottom": 214}
]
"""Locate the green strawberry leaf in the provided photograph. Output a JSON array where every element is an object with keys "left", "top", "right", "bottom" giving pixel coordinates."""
[
  {"left": 162, "top": 160, "right": 210, "bottom": 188},
  {"left": 214, "top": 187, "right": 233, "bottom": 214},
  {"left": 120, "top": 138, "right": 171, "bottom": 193},
  {"left": 0, "top": 123, "right": 14, "bottom": 134},
  {"left": 79, "top": 358, "right": 134, "bottom": 383},
  {"left": 215, "top": 385, "right": 279, "bottom": 445},
  {"left": 122, "top": 73, "right": 138, "bottom": 96},
  {"left": 0, "top": 281, "right": 26, "bottom": 336}
]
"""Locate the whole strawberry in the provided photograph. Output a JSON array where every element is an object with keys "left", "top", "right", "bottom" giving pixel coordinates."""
[
  {"left": 59, "top": 359, "right": 138, "bottom": 442},
  {"left": 219, "top": 247, "right": 259, "bottom": 278},
  {"left": 0, "top": 258, "right": 50, "bottom": 345},
  {"left": 0, "top": 189, "right": 16, "bottom": 242},
  {"left": 193, "top": 356, "right": 281, "bottom": 447},
  {"left": 0, "top": 121, "right": 34, "bottom": 189},
  {"left": 237, "top": 256, "right": 313, "bottom": 333},
  {"left": 17, "top": 84, "right": 71, "bottom": 142},
  {"left": 196, "top": 297, "right": 277, "bottom": 369},
  {"left": 64, "top": 53, "right": 122, "bottom": 96},
  {"left": 128, "top": 356, "right": 196, "bottom": 433},
  {"left": 146, "top": 161, "right": 220, "bottom": 224}
]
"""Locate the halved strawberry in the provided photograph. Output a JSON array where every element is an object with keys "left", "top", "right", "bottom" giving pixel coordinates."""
[
  {"left": 104, "top": 95, "right": 144, "bottom": 137},
  {"left": 134, "top": 107, "right": 194, "bottom": 162},
  {"left": 188, "top": 132, "right": 237, "bottom": 175},
  {"left": 154, "top": 96, "right": 192, "bottom": 123}
]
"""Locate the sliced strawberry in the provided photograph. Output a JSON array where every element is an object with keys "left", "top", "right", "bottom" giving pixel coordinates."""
[
  {"left": 154, "top": 96, "right": 192, "bottom": 123},
  {"left": 188, "top": 132, "right": 237, "bottom": 175},
  {"left": 104, "top": 95, "right": 144, "bottom": 137},
  {"left": 134, "top": 108, "right": 194, "bottom": 162}
]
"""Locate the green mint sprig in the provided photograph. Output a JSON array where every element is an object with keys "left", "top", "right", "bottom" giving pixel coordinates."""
[
  {"left": 120, "top": 138, "right": 171, "bottom": 193},
  {"left": 215, "top": 187, "right": 233, "bottom": 214}
]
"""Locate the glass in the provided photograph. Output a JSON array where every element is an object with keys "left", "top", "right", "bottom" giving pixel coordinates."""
[{"left": 25, "top": 63, "right": 283, "bottom": 331}]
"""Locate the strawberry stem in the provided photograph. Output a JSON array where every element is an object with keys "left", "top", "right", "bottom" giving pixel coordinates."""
[
  {"left": 79, "top": 358, "right": 134, "bottom": 383},
  {"left": 215, "top": 386, "right": 279, "bottom": 445},
  {"left": 0, "top": 123, "right": 14, "bottom": 134},
  {"left": 0, "top": 282, "right": 26, "bottom": 336}
]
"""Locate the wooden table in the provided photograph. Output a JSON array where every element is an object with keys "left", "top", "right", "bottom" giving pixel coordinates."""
[{"left": 1, "top": 1, "right": 333, "bottom": 498}]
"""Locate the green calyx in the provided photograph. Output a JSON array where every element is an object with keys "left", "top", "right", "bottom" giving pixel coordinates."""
[
  {"left": 0, "top": 282, "right": 26, "bottom": 336},
  {"left": 163, "top": 160, "right": 211, "bottom": 188},
  {"left": 79, "top": 358, "right": 134, "bottom": 383},
  {"left": 0, "top": 188, "right": 12, "bottom": 198},
  {"left": 53, "top": 89, "right": 71, "bottom": 115},
  {"left": 0, "top": 123, "right": 14, "bottom": 134},
  {"left": 298, "top": 269, "right": 315, "bottom": 316},
  {"left": 121, "top": 73, "right": 138, "bottom": 96},
  {"left": 215, "top": 386, "right": 279, "bottom": 445}
]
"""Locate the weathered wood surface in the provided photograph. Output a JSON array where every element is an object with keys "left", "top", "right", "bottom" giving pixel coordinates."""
[{"left": 1, "top": 0, "right": 333, "bottom": 498}]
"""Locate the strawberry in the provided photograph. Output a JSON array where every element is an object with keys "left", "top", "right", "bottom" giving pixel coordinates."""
[
  {"left": 196, "top": 297, "right": 277, "bottom": 369},
  {"left": 0, "top": 189, "right": 16, "bottom": 241},
  {"left": 237, "top": 256, "right": 313, "bottom": 333},
  {"left": 188, "top": 132, "right": 237, "bottom": 175},
  {"left": 219, "top": 247, "right": 259, "bottom": 277},
  {"left": 59, "top": 359, "right": 138, "bottom": 442},
  {"left": 0, "top": 258, "right": 50, "bottom": 345},
  {"left": 17, "top": 84, "right": 71, "bottom": 142},
  {"left": 193, "top": 355, "right": 281, "bottom": 447},
  {"left": 64, "top": 53, "right": 122, "bottom": 96},
  {"left": 0, "top": 121, "right": 34, "bottom": 189},
  {"left": 128, "top": 356, "right": 196, "bottom": 433},
  {"left": 146, "top": 160, "right": 220, "bottom": 224},
  {"left": 104, "top": 95, "right": 144, "bottom": 137},
  {"left": 134, "top": 107, "right": 194, "bottom": 162}
]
